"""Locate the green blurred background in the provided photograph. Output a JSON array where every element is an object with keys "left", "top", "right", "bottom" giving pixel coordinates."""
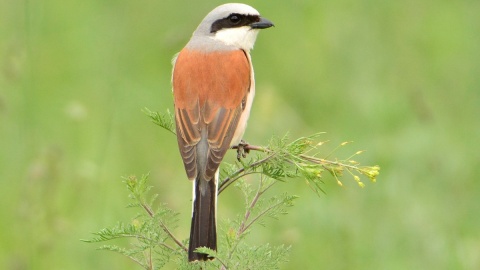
[{"left": 1, "top": 0, "right": 479, "bottom": 269}]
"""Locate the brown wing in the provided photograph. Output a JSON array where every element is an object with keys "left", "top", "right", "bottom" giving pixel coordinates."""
[{"left": 173, "top": 48, "right": 251, "bottom": 180}]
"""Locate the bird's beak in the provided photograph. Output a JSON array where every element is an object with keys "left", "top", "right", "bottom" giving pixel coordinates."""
[{"left": 250, "top": 17, "right": 274, "bottom": 29}]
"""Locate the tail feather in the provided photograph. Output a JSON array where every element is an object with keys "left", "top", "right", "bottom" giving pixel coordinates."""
[{"left": 188, "top": 175, "right": 217, "bottom": 261}]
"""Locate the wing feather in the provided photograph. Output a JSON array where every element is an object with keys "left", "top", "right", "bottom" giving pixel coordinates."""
[{"left": 173, "top": 48, "right": 250, "bottom": 180}]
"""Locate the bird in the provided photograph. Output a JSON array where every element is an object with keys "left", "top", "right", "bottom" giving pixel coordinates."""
[{"left": 171, "top": 3, "right": 274, "bottom": 262}]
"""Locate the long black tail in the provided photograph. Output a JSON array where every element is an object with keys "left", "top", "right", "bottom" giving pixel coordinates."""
[{"left": 188, "top": 175, "right": 217, "bottom": 261}]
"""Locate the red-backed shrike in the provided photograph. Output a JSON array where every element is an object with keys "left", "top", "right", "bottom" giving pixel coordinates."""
[{"left": 171, "top": 3, "right": 273, "bottom": 262}]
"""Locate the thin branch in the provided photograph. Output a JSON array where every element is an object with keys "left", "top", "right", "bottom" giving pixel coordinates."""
[
  {"left": 226, "top": 185, "right": 261, "bottom": 261},
  {"left": 157, "top": 242, "right": 177, "bottom": 253},
  {"left": 140, "top": 202, "right": 188, "bottom": 252},
  {"left": 141, "top": 203, "right": 155, "bottom": 218},
  {"left": 299, "top": 154, "right": 361, "bottom": 171},
  {"left": 158, "top": 217, "right": 187, "bottom": 252},
  {"left": 237, "top": 181, "right": 263, "bottom": 237},
  {"left": 226, "top": 178, "right": 275, "bottom": 261},
  {"left": 241, "top": 181, "right": 277, "bottom": 235},
  {"left": 218, "top": 152, "right": 276, "bottom": 194},
  {"left": 146, "top": 247, "right": 153, "bottom": 270},
  {"left": 96, "top": 233, "right": 175, "bottom": 252},
  {"left": 231, "top": 144, "right": 267, "bottom": 152},
  {"left": 215, "top": 256, "right": 228, "bottom": 269},
  {"left": 230, "top": 143, "right": 363, "bottom": 173},
  {"left": 125, "top": 254, "right": 148, "bottom": 269},
  {"left": 218, "top": 171, "right": 261, "bottom": 195},
  {"left": 243, "top": 194, "right": 285, "bottom": 234}
]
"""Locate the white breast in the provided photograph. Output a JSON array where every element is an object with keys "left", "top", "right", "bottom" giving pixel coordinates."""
[{"left": 231, "top": 52, "right": 255, "bottom": 146}]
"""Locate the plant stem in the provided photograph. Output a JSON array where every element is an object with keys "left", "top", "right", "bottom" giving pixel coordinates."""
[
  {"left": 241, "top": 182, "right": 277, "bottom": 233},
  {"left": 148, "top": 247, "right": 153, "bottom": 270},
  {"left": 218, "top": 152, "right": 276, "bottom": 194},
  {"left": 227, "top": 178, "right": 272, "bottom": 261},
  {"left": 141, "top": 202, "right": 188, "bottom": 252},
  {"left": 299, "top": 154, "right": 361, "bottom": 171}
]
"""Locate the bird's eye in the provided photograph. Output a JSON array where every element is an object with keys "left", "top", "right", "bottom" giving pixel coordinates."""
[{"left": 229, "top": 15, "right": 241, "bottom": 25}]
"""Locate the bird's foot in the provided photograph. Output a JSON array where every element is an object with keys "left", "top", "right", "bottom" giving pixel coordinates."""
[{"left": 236, "top": 140, "right": 250, "bottom": 161}]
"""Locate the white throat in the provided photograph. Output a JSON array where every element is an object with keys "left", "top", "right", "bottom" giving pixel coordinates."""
[{"left": 211, "top": 26, "right": 260, "bottom": 51}]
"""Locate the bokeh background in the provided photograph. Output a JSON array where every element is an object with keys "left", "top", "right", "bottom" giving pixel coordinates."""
[{"left": 1, "top": 0, "right": 479, "bottom": 269}]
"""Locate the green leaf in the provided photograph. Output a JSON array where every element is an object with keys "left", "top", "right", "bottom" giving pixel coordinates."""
[{"left": 143, "top": 108, "right": 176, "bottom": 135}]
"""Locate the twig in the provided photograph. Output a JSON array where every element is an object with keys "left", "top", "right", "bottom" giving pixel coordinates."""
[
  {"left": 299, "top": 154, "right": 361, "bottom": 171},
  {"left": 218, "top": 149, "right": 275, "bottom": 194},
  {"left": 140, "top": 202, "right": 188, "bottom": 252},
  {"left": 102, "top": 233, "right": 177, "bottom": 253},
  {"left": 215, "top": 256, "right": 228, "bottom": 269},
  {"left": 125, "top": 253, "right": 148, "bottom": 269},
  {"left": 226, "top": 178, "right": 276, "bottom": 261},
  {"left": 148, "top": 247, "right": 153, "bottom": 270},
  {"left": 141, "top": 203, "right": 155, "bottom": 217},
  {"left": 237, "top": 181, "right": 263, "bottom": 237},
  {"left": 218, "top": 171, "right": 259, "bottom": 195},
  {"left": 231, "top": 144, "right": 267, "bottom": 152},
  {"left": 240, "top": 182, "right": 277, "bottom": 234},
  {"left": 226, "top": 180, "right": 263, "bottom": 261}
]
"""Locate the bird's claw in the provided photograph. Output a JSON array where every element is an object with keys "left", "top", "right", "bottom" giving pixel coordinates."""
[{"left": 236, "top": 140, "right": 250, "bottom": 161}]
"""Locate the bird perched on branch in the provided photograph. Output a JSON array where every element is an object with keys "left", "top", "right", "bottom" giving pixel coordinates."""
[{"left": 171, "top": 3, "right": 274, "bottom": 262}]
